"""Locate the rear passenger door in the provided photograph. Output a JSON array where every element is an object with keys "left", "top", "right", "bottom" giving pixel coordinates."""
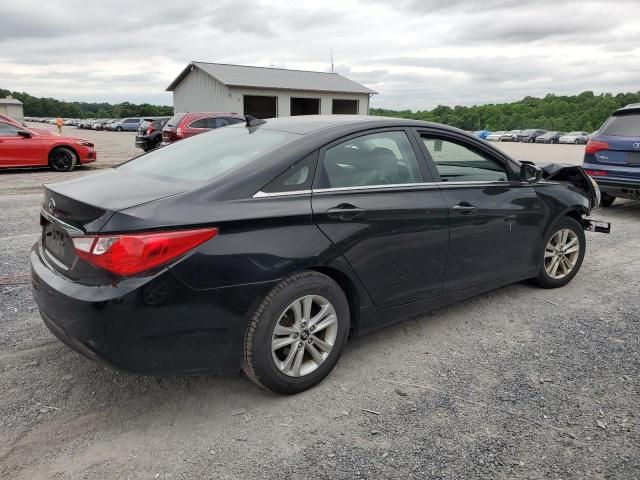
[
  {"left": 312, "top": 129, "right": 450, "bottom": 307},
  {"left": 414, "top": 129, "right": 544, "bottom": 292}
]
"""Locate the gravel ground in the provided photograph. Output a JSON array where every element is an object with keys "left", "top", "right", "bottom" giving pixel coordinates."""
[{"left": 0, "top": 125, "right": 638, "bottom": 479}]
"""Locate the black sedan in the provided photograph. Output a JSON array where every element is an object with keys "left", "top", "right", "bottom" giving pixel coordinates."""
[{"left": 31, "top": 116, "right": 606, "bottom": 394}]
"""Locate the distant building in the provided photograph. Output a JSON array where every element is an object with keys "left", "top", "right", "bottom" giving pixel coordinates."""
[
  {"left": 166, "top": 62, "right": 376, "bottom": 118},
  {"left": 0, "top": 96, "right": 24, "bottom": 123}
]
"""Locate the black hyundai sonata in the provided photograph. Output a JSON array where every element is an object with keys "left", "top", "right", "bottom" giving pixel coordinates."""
[{"left": 31, "top": 115, "right": 608, "bottom": 394}]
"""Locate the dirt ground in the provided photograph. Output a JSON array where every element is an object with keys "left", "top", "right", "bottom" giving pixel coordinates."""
[{"left": 1, "top": 125, "right": 638, "bottom": 479}]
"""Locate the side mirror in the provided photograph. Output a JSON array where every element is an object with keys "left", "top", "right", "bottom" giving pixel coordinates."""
[
  {"left": 520, "top": 163, "right": 543, "bottom": 183},
  {"left": 17, "top": 130, "right": 32, "bottom": 138}
]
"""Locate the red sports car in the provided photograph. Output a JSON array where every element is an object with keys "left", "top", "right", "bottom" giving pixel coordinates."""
[{"left": 0, "top": 118, "right": 96, "bottom": 171}]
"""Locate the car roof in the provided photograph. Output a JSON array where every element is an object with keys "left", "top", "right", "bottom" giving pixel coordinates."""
[
  {"left": 237, "top": 115, "right": 443, "bottom": 135},
  {"left": 615, "top": 103, "right": 640, "bottom": 114}
]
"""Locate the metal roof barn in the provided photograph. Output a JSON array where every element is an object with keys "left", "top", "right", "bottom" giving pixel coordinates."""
[
  {"left": 0, "top": 96, "right": 24, "bottom": 123},
  {"left": 166, "top": 62, "right": 377, "bottom": 118}
]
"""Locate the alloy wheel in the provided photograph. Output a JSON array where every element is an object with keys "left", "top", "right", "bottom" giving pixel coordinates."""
[
  {"left": 50, "top": 150, "right": 73, "bottom": 170},
  {"left": 544, "top": 229, "right": 580, "bottom": 279},
  {"left": 271, "top": 295, "right": 338, "bottom": 377}
]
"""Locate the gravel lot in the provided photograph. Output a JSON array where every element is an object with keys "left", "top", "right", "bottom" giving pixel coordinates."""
[{"left": 1, "top": 125, "right": 638, "bottom": 479}]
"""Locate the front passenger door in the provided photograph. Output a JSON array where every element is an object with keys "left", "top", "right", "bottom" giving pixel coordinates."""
[{"left": 417, "top": 131, "right": 544, "bottom": 292}]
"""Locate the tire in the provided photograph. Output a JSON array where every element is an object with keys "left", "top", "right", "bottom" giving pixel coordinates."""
[
  {"left": 534, "top": 216, "right": 586, "bottom": 289},
  {"left": 48, "top": 147, "right": 78, "bottom": 172},
  {"left": 574, "top": 139, "right": 579, "bottom": 145},
  {"left": 242, "top": 271, "right": 350, "bottom": 394},
  {"left": 115, "top": 126, "right": 123, "bottom": 132},
  {"left": 600, "top": 193, "right": 616, "bottom": 207},
  {"left": 529, "top": 138, "right": 535, "bottom": 143}
]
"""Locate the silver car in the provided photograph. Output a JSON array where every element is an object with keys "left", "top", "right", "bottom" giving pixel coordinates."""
[{"left": 558, "top": 131, "right": 590, "bottom": 145}]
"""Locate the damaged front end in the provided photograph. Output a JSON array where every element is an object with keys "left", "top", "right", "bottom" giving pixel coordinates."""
[{"left": 527, "top": 162, "right": 612, "bottom": 234}]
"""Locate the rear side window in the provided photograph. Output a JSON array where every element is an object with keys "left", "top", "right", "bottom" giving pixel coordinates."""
[
  {"left": 119, "top": 126, "right": 300, "bottom": 182},
  {"left": 166, "top": 114, "right": 185, "bottom": 127},
  {"left": 262, "top": 152, "right": 317, "bottom": 193},
  {"left": 189, "top": 118, "right": 209, "bottom": 129},
  {"left": 319, "top": 131, "right": 422, "bottom": 189},
  {"left": 600, "top": 114, "right": 640, "bottom": 137}
]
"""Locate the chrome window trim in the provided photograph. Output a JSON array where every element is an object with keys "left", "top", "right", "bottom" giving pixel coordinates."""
[
  {"left": 253, "top": 189, "right": 312, "bottom": 198},
  {"left": 253, "top": 180, "right": 530, "bottom": 197}
]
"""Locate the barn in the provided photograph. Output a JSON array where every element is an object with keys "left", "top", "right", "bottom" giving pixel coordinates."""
[
  {"left": 0, "top": 96, "right": 24, "bottom": 123},
  {"left": 166, "top": 62, "right": 376, "bottom": 118}
]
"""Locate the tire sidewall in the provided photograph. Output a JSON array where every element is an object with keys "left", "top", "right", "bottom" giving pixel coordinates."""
[
  {"left": 49, "top": 147, "right": 77, "bottom": 172},
  {"left": 537, "top": 217, "right": 586, "bottom": 288},
  {"left": 246, "top": 273, "right": 350, "bottom": 394}
]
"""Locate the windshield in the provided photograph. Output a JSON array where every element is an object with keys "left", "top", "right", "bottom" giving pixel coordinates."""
[{"left": 119, "top": 126, "right": 300, "bottom": 182}]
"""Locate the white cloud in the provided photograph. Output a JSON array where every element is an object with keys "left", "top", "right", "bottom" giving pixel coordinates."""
[{"left": 1, "top": 0, "right": 639, "bottom": 109}]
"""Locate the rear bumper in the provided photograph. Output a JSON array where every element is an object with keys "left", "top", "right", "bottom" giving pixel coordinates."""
[
  {"left": 590, "top": 177, "right": 640, "bottom": 196},
  {"left": 134, "top": 136, "right": 152, "bottom": 149},
  {"left": 30, "top": 242, "right": 277, "bottom": 374}
]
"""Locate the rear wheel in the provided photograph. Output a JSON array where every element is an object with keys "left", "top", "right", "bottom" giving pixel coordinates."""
[
  {"left": 534, "top": 217, "right": 585, "bottom": 288},
  {"left": 242, "top": 271, "right": 350, "bottom": 394},
  {"left": 574, "top": 139, "right": 579, "bottom": 145},
  {"left": 115, "top": 126, "right": 123, "bottom": 132},
  {"left": 529, "top": 138, "right": 535, "bottom": 143},
  {"left": 48, "top": 147, "right": 77, "bottom": 172},
  {"left": 600, "top": 193, "right": 616, "bottom": 207}
]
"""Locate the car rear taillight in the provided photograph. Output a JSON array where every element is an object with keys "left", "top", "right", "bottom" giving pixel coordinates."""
[
  {"left": 176, "top": 127, "right": 183, "bottom": 138},
  {"left": 584, "top": 169, "right": 608, "bottom": 177},
  {"left": 585, "top": 140, "right": 609, "bottom": 155},
  {"left": 71, "top": 228, "right": 218, "bottom": 277},
  {"left": 146, "top": 126, "right": 154, "bottom": 134}
]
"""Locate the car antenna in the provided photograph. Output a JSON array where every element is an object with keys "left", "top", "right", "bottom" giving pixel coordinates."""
[{"left": 245, "top": 115, "right": 266, "bottom": 127}]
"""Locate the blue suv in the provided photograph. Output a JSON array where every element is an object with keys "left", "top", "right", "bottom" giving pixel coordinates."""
[{"left": 584, "top": 103, "right": 640, "bottom": 206}]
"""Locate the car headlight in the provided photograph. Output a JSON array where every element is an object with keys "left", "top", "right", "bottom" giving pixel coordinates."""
[{"left": 588, "top": 174, "right": 601, "bottom": 210}]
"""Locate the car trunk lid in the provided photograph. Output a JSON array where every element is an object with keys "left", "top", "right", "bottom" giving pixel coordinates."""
[{"left": 40, "top": 169, "right": 189, "bottom": 276}]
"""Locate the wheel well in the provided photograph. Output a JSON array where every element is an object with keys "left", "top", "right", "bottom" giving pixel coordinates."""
[
  {"left": 49, "top": 145, "right": 79, "bottom": 163},
  {"left": 565, "top": 209, "right": 586, "bottom": 227},
  {"left": 308, "top": 266, "right": 361, "bottom": 337}
]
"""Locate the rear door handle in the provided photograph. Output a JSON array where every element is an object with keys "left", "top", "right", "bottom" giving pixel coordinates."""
[
  {"left": 452, "top": 204, "right": 477, "bottom": 214},
  {"left": 327, "top": 204, "right": 365, "bottom": 221}
]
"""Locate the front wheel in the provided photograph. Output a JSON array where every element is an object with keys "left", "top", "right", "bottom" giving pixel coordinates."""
[
  {"left": 49, "top": 147, "right": 78, "bottom": 172},
  {"left": 534, "top": 217, "right": 585, "bottom": 288},
  {"left": 242, "top": 271, "right": 350, "bottom": 394}
]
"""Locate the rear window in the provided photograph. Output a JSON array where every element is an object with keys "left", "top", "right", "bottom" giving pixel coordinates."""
[
  {"left": 119, "top": 126, "right": 300, "bottom": 182},
  {"left": 166, "top": 114, "right": 185, "bottom": 128},
  {"left": 600, "top": 113, "right": 640, "bottom": 137}
]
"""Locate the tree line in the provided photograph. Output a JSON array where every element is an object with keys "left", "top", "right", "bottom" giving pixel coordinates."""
[
  {"left": 370, "top": 91, "right": 640, "bottom": 132},
  {"left": 0, "top": 88, "right": 174, "bottom": 119}
]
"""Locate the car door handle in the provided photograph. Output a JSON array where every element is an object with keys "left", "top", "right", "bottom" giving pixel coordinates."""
[
  {"left": 452, "top": 204, "right": 477, "bottom": 214},
  {"left": 327, "top": 204, "right": 365, "bottom": 221}
]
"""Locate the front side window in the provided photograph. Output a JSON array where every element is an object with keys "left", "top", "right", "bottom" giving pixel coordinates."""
[
  {"left": 421, "top": 136, "right": 509, "bottom": 183},
  {"left": 320, "top": 131, "right": 422, "bottom": 188},
  {"left": 119, "top": 126, "right": 300, "bottom": 182},
  {"left": 0, "top": 122, "right": 20, "bottom": 136}
]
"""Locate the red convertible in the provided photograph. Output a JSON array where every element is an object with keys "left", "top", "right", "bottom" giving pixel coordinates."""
[{"left": 0, "top": 116, "right": 96, "bottom": 171}]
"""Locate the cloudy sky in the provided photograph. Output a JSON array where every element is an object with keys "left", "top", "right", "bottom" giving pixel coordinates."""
[{"left": 2, "top": 0, "right": 640, "bottom": 110}]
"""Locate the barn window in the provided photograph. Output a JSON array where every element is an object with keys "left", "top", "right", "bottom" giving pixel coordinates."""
[
  {"left": 244, "top": 95, "right": 277, "bottom": 119},
  {"left": 332, "top": 99, "right": 359, "bottom": 114},
  {"left": 290, "top": 97, "right": 320, "bottom": 116}
]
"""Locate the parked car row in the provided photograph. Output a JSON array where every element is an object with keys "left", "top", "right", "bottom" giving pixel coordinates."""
[
  {"left": 26, "top": 116, "right": 149, "bottom": 132},
  {"left": 481, "top": 129, "right": 593, "bottom": 144}
]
